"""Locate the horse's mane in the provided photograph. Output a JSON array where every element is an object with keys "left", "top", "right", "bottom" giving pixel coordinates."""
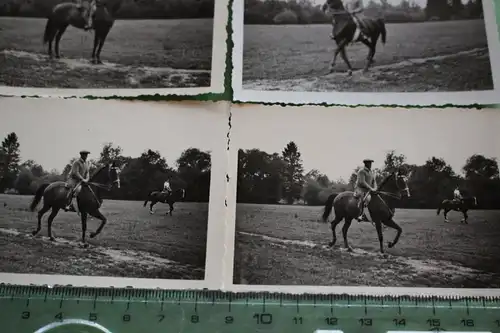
[
  {"left": 377, "top": 171, "right": 394, "bottom": 190},
  {"left": 90, "top": 164, "right": 110, "bottom": 179}
]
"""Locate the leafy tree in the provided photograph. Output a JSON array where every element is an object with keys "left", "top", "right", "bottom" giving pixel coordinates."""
[
  {"left": 0, "top": 132, "right": 21, "bottom": 191},
  {"left": 281, "top": 141, "right": 304, "bottom": 204}
]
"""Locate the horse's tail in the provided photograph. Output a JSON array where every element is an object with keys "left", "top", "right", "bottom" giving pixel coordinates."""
[
  {"left": 143, "top": 191, "right": 153, "bottom": 207},
  {"left": 43, "top": 15, "right": 56, "bottom": 45},
  {"left": 30, "top": 183, "right": 49, "bottom": 212},
  {"left": 322, "top": 193, "right": 337, "bottom": 223},
  {"left": 378, "top": 18, "right": 386, "bottom": 45}
]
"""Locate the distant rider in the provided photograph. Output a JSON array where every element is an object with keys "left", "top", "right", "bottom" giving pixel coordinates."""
[{"left": 323, "top": 0, "right": 368, "bottom": 41}]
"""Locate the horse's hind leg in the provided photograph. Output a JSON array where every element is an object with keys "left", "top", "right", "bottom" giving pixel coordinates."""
[
  {"left": 444, "top": 209, "right": 450, "bottom": 223},
  {"left": 329, "top": 39, "right": 349, "bottom": 74},
  {"left": 462, "top": 210, "right": 468, "bottom": 224},
  {"left": 54, "top": 24, "right": 68, "bottom": 59},
  {"left": 382, "top": 218, "right": 402, "bottom": 249},
  {"left": 47, "top": 207, "right": 61, "bottom": 241},
  {"left": 32, "top": 203, "right": 50, "bottom": 236},
  {"left": 149, "top": 201, "right": 156, "bottom": 214},
  {"left": 89, "top": 210, "right": 107, "bottom": 238},
  {"left": 328, "top": 215, "right": 343, "bottom": 247},
  {"left": 342, "top": 218, "right": 354, "bottom": 252},
  {"left": 360, "top": 39, "right": 376, "bottom": 72},
  {"left": 168, "top": 203, "right": 174, "bottom": 216}
]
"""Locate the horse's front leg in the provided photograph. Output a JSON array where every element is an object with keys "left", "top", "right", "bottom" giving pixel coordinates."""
[
  {"left": 89, "top": 210, "right": 107, "bottom": 238},
  {"left": 383, "top": 218, "right": 402, "bottom": 249},
  {"left": 54, "top": 25, "right": 68, "bottom": 59},
  {"left": 360, "top": 38, "right": 376, "bottom": 72},
  {"left": 167, "top": 203, "right": 174, "bottom": 216},
  {"left": 80, "top": 212, "right": 89, "bottom": 247},
  {"left": 374, "top": 219, "right": 384, "bottom": 253},
  {"left": 329, "top": 40, "right": 349, "bottom": 74},
  {"left": 444, "top": 209, "right": 450, "bottom": 223},
  {"left": 339, "top": 47, "right": 353, "bottom": 76},
  {"left": 149, "top": 201, "right": 156, "bottom": 214}
]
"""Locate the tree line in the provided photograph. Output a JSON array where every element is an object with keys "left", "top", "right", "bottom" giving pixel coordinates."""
[
  {"left": 244, "top": 0, "right": 484, "bottom": 25},
  {"left": 237, "top": 141, "right": 500, "bottom": 209},
  {"left": 0, "top": 132, "right": 211, "bottom": 202},
  {"left": 0, "top": 0, "right": 214, "bottom": 19}
]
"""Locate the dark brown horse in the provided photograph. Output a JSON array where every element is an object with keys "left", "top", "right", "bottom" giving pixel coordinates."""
[
  {"left": 321, "top": 0, "right": 387, "bottom": 75},
  {"left": 143, "top": 188, "right": 186, "bottom": 216},
  {"left": 29, "top": 163, "right": 121, "bottom": 246},
  {"left": 322, "top": 170, "right": 411, "bottom": 253},
  {"left": 43, "top": 0, "right": 124, "bottom": 64},
  {"left": 437, "top": 196, "right": 478, "bottom": 224}
]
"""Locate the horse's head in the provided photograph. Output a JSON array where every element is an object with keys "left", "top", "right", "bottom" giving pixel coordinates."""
[
  {"left": 322, "top": 0, "right": 343, "bottom": 12},
  {"left": 108, "top": 162, "right": 121, "bottom": 189},
  {"left": 178, "top": 188, "right": 186, "bottom": 200},
  {"left": 380, "top": 169, "right": 412, "bottom": 199},
  {"left": 91, "top": 162, "right": 121, "bottom": 189}
]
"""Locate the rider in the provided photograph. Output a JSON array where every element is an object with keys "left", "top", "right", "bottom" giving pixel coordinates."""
[
  {"left": 75, "top": 0, "right": 96, "bottom": 31},
  {"left": 162, "top": 177, "right": 172, "bottom": 196},
  {"left": 344, "top": 0, "right": 368, "bottom": 42},
  {"left": 354, "top": 158, "right": 377, "bottom": 222},
  {"left": 453, "top": 186, "right": 463, "bottom": 204},
  {"left": 64, "top": 150, "right": 91, "bottom": 213}
]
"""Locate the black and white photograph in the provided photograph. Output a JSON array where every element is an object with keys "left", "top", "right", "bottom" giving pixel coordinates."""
[
  {"left": 229, "top": 104, "right": 500, "bottom": 291},
  {"left": 231, "top": 0, "right": 500, "bottom": 106},
  {"left": 0, "top": 0, "right": 228, "bottom": 97},
  {"left": 0, "top": 98, "right": 226, "bottom": 287}
]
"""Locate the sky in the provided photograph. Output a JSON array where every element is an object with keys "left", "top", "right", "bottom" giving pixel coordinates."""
[
  {"left": 0, "top": 98, "right": 223, "bottom": 173},
  {"left": 232, "top": 105, "right": 500, "bottom": 181}
]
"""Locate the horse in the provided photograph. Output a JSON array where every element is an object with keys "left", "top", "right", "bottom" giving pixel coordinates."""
[
  {"left": 43, "top": 0, "right": 124, "bottom": 64},
  {"left": 29, "top": 162, "right": 121, "bottom": 247},
  {"left": 321, "top": 0, "right": 387, "bottom": 75},
  {"left": 322, "top": 170, "right": 411, "bottom": 254},
  {"left": 143, "top": 188, "right": 186, "bottom": 216},
  {"left": 437, "top": 196, "right": 478, "bottom": 224}
]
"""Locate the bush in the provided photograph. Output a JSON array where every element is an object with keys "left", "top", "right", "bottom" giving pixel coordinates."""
[{"left": 273, "top": 9, "right": 298, "bottom": 24}]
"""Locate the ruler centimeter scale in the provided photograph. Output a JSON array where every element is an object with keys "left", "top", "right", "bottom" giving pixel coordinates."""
[{"left": 1, "top": 285, "right": 499, "bottom": 333}]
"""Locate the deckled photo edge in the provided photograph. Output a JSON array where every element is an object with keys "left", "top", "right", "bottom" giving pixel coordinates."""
[
  {"left": 0, "top": 98, "right": 229, "bottom": 290},
  {"left": 231, "top": 0, "right": 500, "bottom": 106},
  {"left": 0, "top": 0, "right": 230, "bottom": 98},
  {"left": 222, "top": 103, "right": 500, "bottom": 297}
]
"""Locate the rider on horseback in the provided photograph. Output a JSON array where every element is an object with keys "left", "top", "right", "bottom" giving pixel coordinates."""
[
  {"left": 75, "top": 0, "right": 97, "bottom": 31},
  {"left": 64, "top": 150, "right": 91, "bottom": 213},
  {"left": 354, "top": 158, "right": 377, "bottom": 222},
  {"left": 453, "top": 186, "right": 463, "bottom": 205},
  {"left": 162, "top": 177, "right": 172, "bottom": 196},
  {"left": 324, "top": 0, "right": 368, "bottom": 41}
]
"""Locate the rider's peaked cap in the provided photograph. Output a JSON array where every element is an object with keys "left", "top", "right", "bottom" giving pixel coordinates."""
[
  {"left": 80, "top": 150, "right": 90, "bottom": 154},
  {"left": 363, "top": 158, "right": 374, "bottom": 163}
]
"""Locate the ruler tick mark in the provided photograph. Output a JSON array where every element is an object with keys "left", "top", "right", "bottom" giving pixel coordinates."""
[
  {"left": 296, "top": 298, "right": 300, "bottom": 313},
  {"left": 194, "top": 294, "right": 198, "bottom": 313},
  {"left": 432, "top": 298, "right": 436, "bottom": 316},
  {"left": 263, "top": 296, "right": 266, "bottom": 312},
  {"left": 466, "top": 298, "right": 470, "bottom": 316},
  {"left": 364, "top": 298, "right": 368, "bottom": 315},
  {"left": 26, "top": 299, "right": 30, "bottom": 307},
  {"left": 93, "top": 294, "right": 97, "bottom": 310},
  {"left": 228, "top": 294, "right": 232, "bottom": 312},
  {"left": 398, "top": 298, "right": 401, "bottom": 315}
]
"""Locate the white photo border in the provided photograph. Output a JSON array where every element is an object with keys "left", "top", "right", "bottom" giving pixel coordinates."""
[
  {"left": 0, "top": 0, "right": 229, "bottom": 98},
  {"left": 0, "top": 98, "right": 230, "bottom": 290},
  {"left": 231, "top": 0, "right": 500, "bottom": 106},
  {"left": 222, "top": 103, "right": 500, "bottom": 297}
]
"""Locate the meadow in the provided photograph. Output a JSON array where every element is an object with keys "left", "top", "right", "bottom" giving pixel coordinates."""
[
  {"left": 242, "top": 19, "right": 494, "bottom": 92},
  {"left": 233, "top": 204, "right": 500, "bottom": 288},
  {"left": 0, "top": 194, "right": 208, "bottom": 279},
  {"left": 0, "top": 17, "right": 213, "bottom": 88}
]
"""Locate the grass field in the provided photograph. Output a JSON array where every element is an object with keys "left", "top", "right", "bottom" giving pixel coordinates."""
[
  {"left": 0, "top": 17, "right": 213, "bottom": 88},
  {"left": 233, "top": 204, "right": 500, "bottom": 288},
  {"left": 242, "top": 19, "right": 494, "bottom": 92},
  {"left": 0, "top": 194, "right": 208, "bottom": 279}
]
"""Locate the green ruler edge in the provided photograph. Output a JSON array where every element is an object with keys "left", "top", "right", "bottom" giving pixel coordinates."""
[{"left": 1, "top": 284, "right": 499, "bottom": 333}]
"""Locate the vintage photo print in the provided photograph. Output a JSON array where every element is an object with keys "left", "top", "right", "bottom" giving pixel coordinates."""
[
  {"left": 0, "top": 98, "right": 228, "bottom": 289},
  {"left": 225, "top": 104, "right": 500, "bottom": 296},
  {"left": 0, "top": 0, "right": 228, "bottom": 97},
  {"left": 231, "top": 0, "right": 500, "bottom": 106}
]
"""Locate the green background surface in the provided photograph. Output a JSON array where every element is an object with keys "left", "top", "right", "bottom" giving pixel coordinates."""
[{"left": 2, "top": 286, "right": 500, "bottom": 333}]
